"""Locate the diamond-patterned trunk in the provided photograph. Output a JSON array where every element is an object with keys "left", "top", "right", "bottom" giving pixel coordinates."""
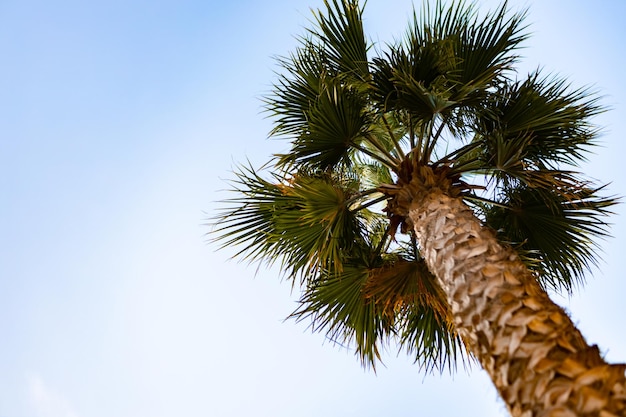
[{"left": 409, "top": 188, "right": 626, "bottom": 417}]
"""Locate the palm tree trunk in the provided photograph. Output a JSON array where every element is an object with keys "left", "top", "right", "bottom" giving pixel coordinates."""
[{"left": 409, "top": 187, "right": 626, "bottom": 417}]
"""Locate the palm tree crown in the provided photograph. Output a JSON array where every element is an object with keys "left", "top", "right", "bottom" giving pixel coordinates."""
[{"left": 212, "top": 0, "right": 617, "bottom": 374}]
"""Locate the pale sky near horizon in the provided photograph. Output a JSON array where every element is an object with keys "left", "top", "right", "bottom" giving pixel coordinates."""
[{"left": 1, "top": 1, "right": 625, "bottom": 416}]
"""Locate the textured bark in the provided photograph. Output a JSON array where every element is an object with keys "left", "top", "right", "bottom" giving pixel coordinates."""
[{"left": 393, "top": 171, "right": 626, "bottom": 416}]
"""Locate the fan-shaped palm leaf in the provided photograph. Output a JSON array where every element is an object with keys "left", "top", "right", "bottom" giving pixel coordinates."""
[
  {"left": 310, "top": 0, "right": 370, "bottom": 80},
  {"left": 484, "top": 181, "right": 616, "bottom": 292}
]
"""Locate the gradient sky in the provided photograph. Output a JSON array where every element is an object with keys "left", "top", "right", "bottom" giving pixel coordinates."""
[{"left": 1, "top": 1, "right": 625, "bottom": 416}]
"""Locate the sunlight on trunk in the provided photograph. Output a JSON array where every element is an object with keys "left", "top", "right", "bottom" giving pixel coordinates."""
[{"left": 410, "top": 186, "right": 626, "bottom": 416}]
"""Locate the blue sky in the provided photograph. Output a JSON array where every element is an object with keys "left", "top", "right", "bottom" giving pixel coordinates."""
[{"left": 1, "top": 1, "right": 625, "bottom": 416}]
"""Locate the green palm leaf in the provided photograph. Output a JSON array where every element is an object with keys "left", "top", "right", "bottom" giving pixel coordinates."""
[
  {"left": 484, "top": 181, "right": 616, "bottom": 292},
  {"left": 450, "top": 1, "right": 528, "bottom": 99},
  {"left": 371, "top": 0, "right": 527, "bottom": 116},
  {"left": 311, "top": 0, "right": 370, "bottom": 80},
  {"left": 213, "top": 164, "right": 368, "bottom": 280},
  {"left": 293, "top": 257, "right": 463, "bottom": 371},
  {"left": 267, "top": 42, "right": 329, "bottom": 139},
  {"left": 276, "top": 80, "right": 370, "bottom": 169},
  {"left": 292, "top": 264, "right": 388, "bottom": 366},
  {"left": 474, "top": 72, "right": 603, "bottom": 173}
]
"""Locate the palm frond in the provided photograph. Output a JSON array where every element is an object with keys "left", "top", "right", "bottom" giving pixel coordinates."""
[
  {"left": 371, "top": 42, "right": 457, "bottom": 120},
  {"left": 211, "top": 164, "right": 368, "bottom": 282},
  {"left": 371, "top": 1, "right": 527, "bottom": 115},
  {"left": 211, "top": 164, "right": 287, "bottom": 263},
  {"left": 451, "top": 1, "right": 528, "bottom": 99},
  {"left": 266, "top": 41, "right": 331, "bottom": 139},
  {"left": 292, "top": 256, "right": 465, "bottom": 370},
  {"left": 484, "top": 181, "right": 618, "bottom": 293},
  {"left": 398, "top": 304, "right": 466, "bottom": 373},
  {"left": 275, "top": 78, "right": 372, "bottom": 170},
  {"left": 475, "top": 72, "right": 604, "bottom": 171},
  {"left": 364, "top": 258, "right": 447, "bottom": 313},
  {"left": 292, "top": 263, "right": 389, "bottom": 366},
  {"left": 311, "top": 0, "right": 370, "bottom": 80},
  {"left": 267, "top": 1, "right": 375, "bottom": 171}
]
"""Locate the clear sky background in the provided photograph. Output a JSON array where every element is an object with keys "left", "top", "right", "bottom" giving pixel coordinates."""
[{"left": 1, "top": 1, "right": 624, "bottom": 416}]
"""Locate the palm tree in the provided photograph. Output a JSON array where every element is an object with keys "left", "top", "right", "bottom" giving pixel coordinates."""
[{"left": 212, "top": 1, "right": 626, "bottom": 415}]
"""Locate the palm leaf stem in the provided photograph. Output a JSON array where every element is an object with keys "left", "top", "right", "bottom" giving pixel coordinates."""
[
  {"left": 363, "top": 132, "right": 402, "bottom": 167},
  {"left": 352, "top": 143, "right": 399, "bottom": 172},
  {"left": 415, "top": 118, "right": 426, "bottom": 162},
  {"left": 412, "top": 117, "right": 428, "bottom": 162},
  {"left": 350, "top": 194, "right": 389, "bottom": 212},
  {"left": 411, "top": 233, "right": 419, "bottom": 260},
  {"left": 439, "top": 139, "right": 483, "bottom": 164},
  {"left": 462, "top": 193, "right": 511, "bottom": 209},
  {"left": 381, "top": 113, "right": 407, "bottom": 159},
  {"left": 449, "top": 156, "right": 483, "bottom": 173},
  {"left": 345, "top": 187, "right": 383, "bottom": 206},
  {"left": 371, "top": 223, "right": 394, "bottom": 261},
  {"left": 409, "top": 114, "right": 416, "bottom": 149},
  {"left": 423, "top": 117, "right": 448, "bottom": 164}
]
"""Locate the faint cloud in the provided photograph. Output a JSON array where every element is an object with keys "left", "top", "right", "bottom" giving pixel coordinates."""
[{"left": 26, "top": 373, "right": 80, "bottom": 417}]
